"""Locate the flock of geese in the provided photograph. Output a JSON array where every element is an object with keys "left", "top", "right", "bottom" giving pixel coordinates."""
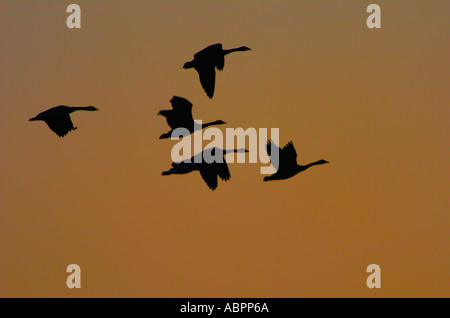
[{"left": 29, "top": 43, "right": 329, "bottom": 191}]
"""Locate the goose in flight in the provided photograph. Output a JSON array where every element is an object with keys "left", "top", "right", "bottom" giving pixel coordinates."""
[
  {"left": 158, "top": 96, "right": 226, "bottom": 139},
  {"left": 162, "top": 147, "right": 248, "bottom": 190},
  {"left": 29, "top": 105, "right": 98, "bottom": 137},
  {"left": 183, "top": 43, "right": 251, "bottom": 98},
  {"left": 264, "top": 140, "right": 329, "bottom": 181}
]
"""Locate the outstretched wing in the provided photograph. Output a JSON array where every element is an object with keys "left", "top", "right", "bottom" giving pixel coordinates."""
[
  {"left": 217, "top": 161, "right": 231, "bottom": 182},
  {"left": 170, "top": 96, "right": 192, "bottom": 113},
  {"left": 196, "top": 65, "right": 216, "bottom": 99},
  {"left": 266, "top": 140, "right": 282, "bottom": 171},
  {"left": 281, "top": 141, "right": 298, "bottom": 168},
  {"left": 45, "top": 114, "right": 76, "bottom": 137},
  {"left": 266, "top": 140, "right": 298, "bottom": 170},
  {"left": 159, "top": 96, "right": 194, "bottom": 129},
  {"left": 199, "top": 165, "right": 218, "bottom": 190},
  {"left": 170, "top": 96, "right": 194, "bottom": 123},
  {"left": 266, "top": 140, "right": 281, "bottom": 158}
]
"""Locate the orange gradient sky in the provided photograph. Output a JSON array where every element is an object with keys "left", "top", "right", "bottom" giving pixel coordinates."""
[{"left": 0, "top": 1, "right": 448, "bottom": 297}]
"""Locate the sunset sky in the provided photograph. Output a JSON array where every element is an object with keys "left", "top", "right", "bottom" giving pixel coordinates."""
[{"left": 0, "top": 0, "right": 448, "bottom": 297}]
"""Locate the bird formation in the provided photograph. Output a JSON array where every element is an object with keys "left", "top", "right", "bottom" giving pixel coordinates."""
[{"left": 29, "top": 43, "right": 329, "bottom": 190}]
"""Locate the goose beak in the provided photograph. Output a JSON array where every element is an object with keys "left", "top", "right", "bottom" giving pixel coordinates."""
[{"left": 29, "top": 117, "right": 38, "bottom": 121}]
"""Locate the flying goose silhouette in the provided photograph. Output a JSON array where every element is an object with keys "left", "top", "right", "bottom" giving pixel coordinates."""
[
  {"left": 158, "top": 96, "right": 226, "bottom": 139},
  {"left": 264, "top": 140, "right": 329, "bottom": 181},
  {"left": 162, "top": 147, "right": 248, "bottom": 190},
  {"left": 29, "top": 105, "right": 98, "bottom": 137},
  {"left": 183, "top": 43, "right": 251, "bottom": 98}
]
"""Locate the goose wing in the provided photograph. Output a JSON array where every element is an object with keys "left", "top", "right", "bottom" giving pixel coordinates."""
[
  {"left": 45, "top": 114, "right": 76, "bottom": 137},
  {"left": 196, "top": 65, "right": 216, "bottom": 99},
  {"left": 194, "top": 43, "right": 225, "bottom": 71},
  {"left": 266, "top": 140, "right": 283, "bottom": 171},
  {"left": 217, "top": 160, "right": 231, "bottom": 182},
  {"left": 159, "top": 97, "right": 194, "bottom": 129},
  {"left": 170, "top": 96, "right": 193, "bottom": 114},
  {"left": 281, "top": 141, "right": 298, "bottom": 168},
  {"left": 170, "top": 96, "right": 194, "bottom": 121},
  {"left": 199, "top": 165, "right": 218, "bottom": 190},
  {"left": 266, "top": 140, "right": 298, "bottom": 170},
  {"left": 266, "top": 140, "right": 281, "bottom": 158}
]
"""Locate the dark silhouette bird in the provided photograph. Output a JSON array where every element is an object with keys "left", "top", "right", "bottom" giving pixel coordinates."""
[
  {"left": 183, "top": 43, "right": 251, "bottom": 98},
  {"left": 264, "top": 140, "right": 329, "bottom": 181},
  {"left": 29, "top": 105, "right": 98, "bottom": 137},
  {"left": 162, "top": 147, "right": 248, "bottom": 190},
  {"left": 158, "top": 96, "right": 226, "bottom": 139}
]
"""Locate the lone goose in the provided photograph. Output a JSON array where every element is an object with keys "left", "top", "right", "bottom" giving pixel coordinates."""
[
  {"left": 183, "top": 43, "right": 251, "bottom": 98},
  {"left": 264, "top": 140, "right": 329, "bottom": 181},
  {"left": 162, "top": 147, "right": 248, "bottom": 190},
  {"left": 29, "top": 105, "right": 98, "bottom": 137},
  {"left": 158, "top": 96, "right": 226, "bottom": 139}
]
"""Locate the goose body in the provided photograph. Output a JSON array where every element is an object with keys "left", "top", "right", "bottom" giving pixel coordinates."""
[
  {"left": 264, "top": 140, "right": 329, "bottom": 181},
  {"left": 183, "top": 43, "right": 251, "bottom": 98},
  {"left": 29, "top": 105, "right": 98, "bottom": 137},
  {"left": 158, "top": 96, "right": 225, "bottom": 139},
  {"left": 162, "top": 147, "right": 248, "bottom": 190}
]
